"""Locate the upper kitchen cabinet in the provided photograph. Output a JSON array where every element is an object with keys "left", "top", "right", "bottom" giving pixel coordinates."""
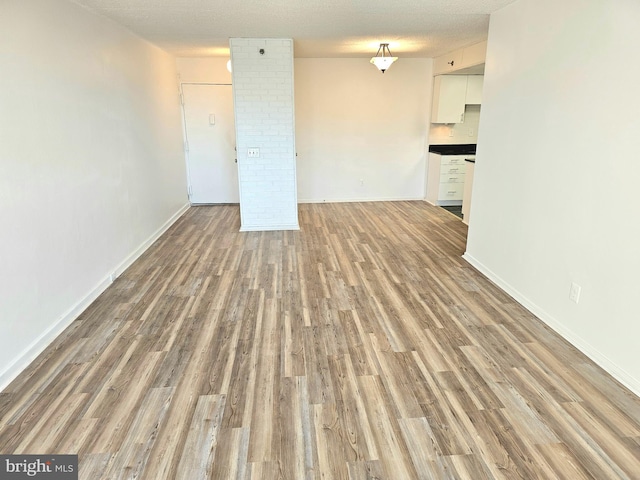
[
  {"left": 433, "top": 41, "right": 487, "bottom": 76},
  {"left": 460, "top": 42, "right": 487, "bottom": 71},
  {"left": 431, "top": 75, "right": 484, "bottom": 123},
  {"left": 431, "top": 75, "right": 467, "bottom": 123},
  {"left": 465, "top": 75, "right": 484, "bottom": 104},
  {"left": 433, "top": 50, "right": 463, "bottom": 75}
]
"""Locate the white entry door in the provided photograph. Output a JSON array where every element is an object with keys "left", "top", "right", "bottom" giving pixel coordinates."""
[{"left": 182, "top": 84, "right": 238, "bottom": 204}]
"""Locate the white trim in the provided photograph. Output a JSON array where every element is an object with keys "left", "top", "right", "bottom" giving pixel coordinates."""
[
  {"left": 0, "top": 203, "right": 190, "bottom": 392},
  {"left": 462, "top": 252, "right": 640, "bottom": 397},
  {"left": 240, "top": 223, "right": 300, "bottom": 232},
  {"left": 180, "top": 82, "right": 232, "bottom": 86},
  {"left": 298, "top": 196, "right": 424, "bottom": 204},
  {"left": 112, "top": 203, "right": 190, "bottom": 279}
]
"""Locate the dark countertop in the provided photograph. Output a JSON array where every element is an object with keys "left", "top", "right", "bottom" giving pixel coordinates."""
[{"left": 428, "top": 144, "right": 476, "bottom": 155}]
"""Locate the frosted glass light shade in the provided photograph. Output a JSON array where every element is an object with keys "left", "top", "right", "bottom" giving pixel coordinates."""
[
  {"left": 370, "top": 56, "right": 397, "bottom": 73},
  {"left": 370, "top": 43, "right": 398, "bottom": 73}
]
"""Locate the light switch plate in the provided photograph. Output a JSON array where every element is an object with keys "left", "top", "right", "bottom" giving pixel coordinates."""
[{"left": 569, "top": 282, "right": 581, "bottom": 303}]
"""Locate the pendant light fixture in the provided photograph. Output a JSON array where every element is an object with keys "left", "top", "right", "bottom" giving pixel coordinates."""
[{"left": 370, "top": 43, "right": 398, "bottom": 73}]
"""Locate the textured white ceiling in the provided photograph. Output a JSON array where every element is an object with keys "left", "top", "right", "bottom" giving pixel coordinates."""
[{"left": 69, "top": 0, "right": 518, "bottom": 58}]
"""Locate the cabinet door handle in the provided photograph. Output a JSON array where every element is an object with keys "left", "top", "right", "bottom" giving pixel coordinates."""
[{"left": 460, "top": 113, "right": 464, "bottom": 122}]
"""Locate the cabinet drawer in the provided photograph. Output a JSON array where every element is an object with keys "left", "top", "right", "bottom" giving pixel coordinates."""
[
  {"left": 440, "top": 172, "right": 465, "bottom": 183},
  {"left": 440, "top": 156, "right": 466, "bottom": 167},
  {"left": 438, "top": 182, "right": 465, "bottom": 200},
  {"left": 440, "top": 164, "right": 465, "bottom": 175}
]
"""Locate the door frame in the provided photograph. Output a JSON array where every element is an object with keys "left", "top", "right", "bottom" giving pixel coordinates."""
[{"left": 179, "top": 82, "right": 236, "bottom": 204}]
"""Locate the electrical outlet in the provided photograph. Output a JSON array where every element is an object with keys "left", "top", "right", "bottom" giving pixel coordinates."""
[
  {"left": 468, "top": 128, "right": 474, "bottom": 137},
  {"left": 569, "top": 282, "right": 581, "bottom": 303}
]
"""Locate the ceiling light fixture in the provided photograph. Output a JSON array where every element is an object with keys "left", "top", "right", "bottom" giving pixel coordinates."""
[{"left": 370, "top": 43, "right": 397, "bottom": 73}]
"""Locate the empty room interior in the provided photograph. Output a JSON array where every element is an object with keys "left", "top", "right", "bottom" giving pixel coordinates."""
[{"left": 1, "top": 0, "right": 640, "bottom": 478}]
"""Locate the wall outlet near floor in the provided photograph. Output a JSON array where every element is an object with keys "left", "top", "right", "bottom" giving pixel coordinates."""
[
  {"left": 569, "top": 282, "right": 582, "bottom": 303},
  {"left": 109, "top": 272, "right": 116, "bottom": 283}
]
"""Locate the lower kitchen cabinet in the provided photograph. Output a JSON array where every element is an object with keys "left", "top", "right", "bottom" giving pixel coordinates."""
[
  {"left": 462, "top": 159, "right": 475, "bottom": 225},
  {"left": 426, "top": 153, "right": 466, "bottom": 206}
]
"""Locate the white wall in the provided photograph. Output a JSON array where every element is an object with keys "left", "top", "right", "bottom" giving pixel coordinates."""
[
  {"left": 295, "top": 58, "right": 432, "bottom": 203},
  {"left": 176, "top": 57, "right": 232, "bottom": 84},
  {"left": 466, "top": 0, "right": 640, "bottom": 394},
  {"left": 429, "top": 105, "right": 481, "bottom": 145},
  {"left": 0, "top": 0, "right": 188, "bottom": 389},
  {"left": 230, "top": 38, "right": 298, "bottom": 231}
]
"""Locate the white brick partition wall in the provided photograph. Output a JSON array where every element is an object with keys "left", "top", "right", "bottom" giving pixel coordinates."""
[{"left": 230, "top": 38, "right": 299, "bottom": 231}]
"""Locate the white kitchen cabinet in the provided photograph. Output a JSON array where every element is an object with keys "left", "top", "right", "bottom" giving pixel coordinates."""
[
  {"left": 461, "top": 42, "right": 487, "bottom": 70},
  {"left": 433, "top": 41, "right": 487, "bottom": 75},
  {"left": 431, "top": 75, "right": 467, "bottom": 124},
  {"left": 431, "top": 75, "right": 484, "bottom": 123},
  {"left": 433, "top": 49, "right": 463, "bottom": 75},
  {"left": 426, "top": 153, "right": 466, "bottom": 206},
  {"left": 465, "top": 75, "right": 484, "bottom": 104},
  {"left": 462, "top": 159, "right": 475, "bottom": 225}
]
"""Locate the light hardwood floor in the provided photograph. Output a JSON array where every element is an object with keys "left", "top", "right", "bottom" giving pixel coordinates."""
[{"left": 1, "top": 202, "right": 639, "bottom": 479}]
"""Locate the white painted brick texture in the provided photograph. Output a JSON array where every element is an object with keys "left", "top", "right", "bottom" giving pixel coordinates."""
[{"left": 230, "top": 38, "right": 299, "bottom": 231}]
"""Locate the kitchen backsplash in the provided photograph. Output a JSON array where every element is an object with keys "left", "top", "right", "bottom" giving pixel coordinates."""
[{"left": 429, "top": 105, "right": 481, "bottom": 145}]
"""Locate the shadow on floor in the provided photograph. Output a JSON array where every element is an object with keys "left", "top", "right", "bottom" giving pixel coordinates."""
[{"left": 441, "top": 205, "right": 463, "bottom": 219}]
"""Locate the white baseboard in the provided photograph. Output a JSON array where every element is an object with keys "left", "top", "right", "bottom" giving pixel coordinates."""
[
  {"left": 0, "top": 203, "right": 190, "bottom": 393},
  {"left": 240, "top": 223, "right": 300, "bottom": 232},
  {"left": 462, "top": 252, "right": 640, "bottom": 397},
  {"left": 298, "top": 196, "right": 424, "bottom": 204},
  {"left": 111, "top": 203, "right": 190, "bottom": 279}
]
